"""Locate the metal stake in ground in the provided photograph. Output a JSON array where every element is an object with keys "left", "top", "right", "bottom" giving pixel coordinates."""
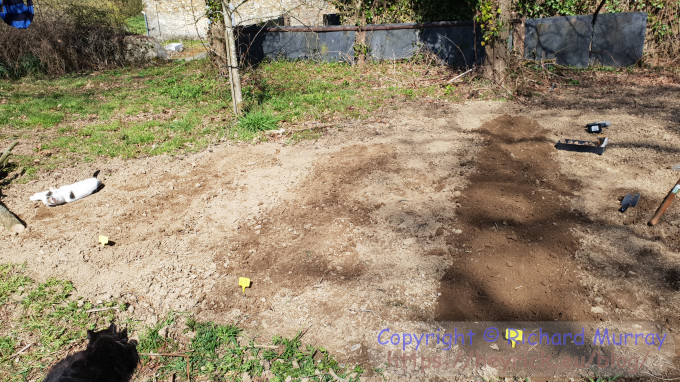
[{"left": 648, "top": 166, "right": 680, "bottom": 226}]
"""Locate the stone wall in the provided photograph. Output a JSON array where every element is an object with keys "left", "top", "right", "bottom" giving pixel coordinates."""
[{"left": 143, "top": 0, "right": 337, "bottom": 40}]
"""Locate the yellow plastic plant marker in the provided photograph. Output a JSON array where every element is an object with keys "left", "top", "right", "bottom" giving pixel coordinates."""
[
  {"left": 98, "top": 235, "right": 109, "bottom": 246},
  {"left": 239, "top": 277, "right": 251, "bottom": 293},
  {"left": 505, "top": 328, "right": 523, "bottom": 348}
]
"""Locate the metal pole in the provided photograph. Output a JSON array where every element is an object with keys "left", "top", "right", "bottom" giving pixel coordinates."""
[{"left": 141, "top": 11, "right": 150, "bottom": 37}]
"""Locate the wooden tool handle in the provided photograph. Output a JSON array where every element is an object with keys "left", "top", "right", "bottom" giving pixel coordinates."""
[{"left": 648, "top": 180, "right": 680, "bottom": 226}]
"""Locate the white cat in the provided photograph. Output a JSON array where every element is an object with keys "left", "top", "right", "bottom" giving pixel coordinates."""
[{"left": 30, "top": 172, "right": 102, "bottom": 207}]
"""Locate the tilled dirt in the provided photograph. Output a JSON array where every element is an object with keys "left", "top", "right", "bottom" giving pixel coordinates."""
[
  {"left": 436, "top": 114, "right": 592, "bottom": 322},
  {"left": 1, "top": 73, "right": 680, "bottom": 381}
]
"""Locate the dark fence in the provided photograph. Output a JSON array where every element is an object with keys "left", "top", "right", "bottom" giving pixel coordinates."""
[
  {"left": 236, "top": 21, "right": 484, "bottom": 69},
  {"left": 234, "top": 13, "right": 647, "bottom": 69},
  {"left": 524, "top": 12, "right": 647, "bottom": 67}
]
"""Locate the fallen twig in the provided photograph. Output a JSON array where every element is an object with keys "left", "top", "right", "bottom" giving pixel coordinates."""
[
  {"left": 140, "top": 352, "right": 191, "bottom": 357},
  {"left": 10, "top": 343, "right": 32, "bottom": 359},
  {"left": 447, "top": 68, "right": 474, "bottom": 83},
  {"left": 85, "top": 306, "right": 120, "bottom": 313},
  {"left": 287, "top": 125, "right": 332, "bottom": 134},
  {"left": 348, "top": 308, "right": 379, "bottom": 317}
]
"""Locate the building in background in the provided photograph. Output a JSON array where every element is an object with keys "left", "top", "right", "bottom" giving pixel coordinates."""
[{"left": 143, "top": 0, "right": 338, "bottom": 40}]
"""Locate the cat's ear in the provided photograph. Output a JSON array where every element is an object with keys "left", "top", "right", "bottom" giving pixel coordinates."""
[
  {"left": 46, "top": 190, "right": 52, "bottom": 197},
  {"left": 107, "top": 323, "right": 117, "bottom": 333},
  {"left": 87, "top": 329, "right": 97, "bottom": 341}
]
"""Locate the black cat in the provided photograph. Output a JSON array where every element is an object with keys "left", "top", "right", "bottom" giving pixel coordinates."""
[{"left": 44, "top": 323, "right": 139, "bottom": 382}]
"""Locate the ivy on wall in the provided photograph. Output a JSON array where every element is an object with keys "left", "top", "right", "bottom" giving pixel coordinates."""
[
  {"left": 328, "top": 0, "right": 478, "bottom": 25},
  {"left": 476, "top": 0, "right": 503, "bottom": 46},
  {"left": 205, "top": 0, "right": 224, "bottom": 23}
]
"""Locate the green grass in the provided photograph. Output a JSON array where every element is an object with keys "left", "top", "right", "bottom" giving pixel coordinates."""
[
  {"left": 0, "top": 58, "right": 472, "bottom": 184},
  {"left": 125, "top": 14, "right": 147, "bottom": 35},
  {"left": 238, "top": 109, "right": 280, "bottom": 134},
  {"left": 0, "top": 263, "right": 122, "bottom": 381},
  {"left": 0, "top": 263, "right": 362, "bottom": 381}
]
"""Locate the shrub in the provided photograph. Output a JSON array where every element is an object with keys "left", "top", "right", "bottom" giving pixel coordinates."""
[{"left": 0, "top": 0, "right": 141, "bottom": 77}]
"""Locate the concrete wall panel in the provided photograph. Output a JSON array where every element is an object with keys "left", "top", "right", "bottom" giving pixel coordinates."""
[
  {"left": 591, "top": 12, "right": 647, "bottom": 67},
  {"left": 524, "top": 15, "right": 592, "bottom": 67},
  {"left": 239, "top": 30, "right": 356, "bottom": 62},
  {"left": 524, "top": 12, "right": 646, "bottom": 68}
]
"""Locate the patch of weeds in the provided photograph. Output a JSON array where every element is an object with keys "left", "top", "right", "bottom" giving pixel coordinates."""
[
  {"left": 238, "top": 110, "right": 279, "bottom": 133},
  {"left": 398, "top": 88, "right": 415, "bottom": 98},
  {"left": 242, "top": 61, "right": 374, "bottom": 122},
  {"left": 586, "top": 376, "right": 621, "bottom": 382},
  {"left": 0, "top": 263, "right": 32, "bottom": 304},
  {"left": 152, "top": 136, "right": 193, "bottom": 155},
  {"left": 0, "top": 264, "right": 362, "bottom": 381},
  {"left": 137, "top": 313, "right": 180, "bottom": 356},
  {"left": 125, "top": 14, "right": 147, "bottom": 35},
  {"left": 0, "top": 263, "right": 123, "bottom": 381},
  {"left": 160, "top": 39, "right": 206, "bottom": 52},
  {"left": 0, "top": 336, "right": 17, "bottom": 359},
  {"left": 176, "top": 320, "right": 362, "bottom": 381},
  {"left": 591, "top": 65, "right": 618, "bottom": 73},
  {"left": 0, "top": 154, "right": 42, "bottom": 185},
  {"left": 0, "top": 90, "right": 98, "bottom": 128}
]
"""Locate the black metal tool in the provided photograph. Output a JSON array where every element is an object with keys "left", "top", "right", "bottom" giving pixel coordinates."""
[
  {"left": 586, "top": 121, "right": 611, "bottom": 134},
  {"left": 619, "top": 193, "right": 640, "bottom": 213},
  {"left": 555, "top": 136, "right": 609, "bottom": 155}
]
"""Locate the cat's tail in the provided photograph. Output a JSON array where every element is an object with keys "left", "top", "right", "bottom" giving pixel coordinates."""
[
  {"left": 29, "top": 191, "right": 46, "bottom": 201},
  {"left": 92, "top": 170, "right": 100, "bottom": 178}
]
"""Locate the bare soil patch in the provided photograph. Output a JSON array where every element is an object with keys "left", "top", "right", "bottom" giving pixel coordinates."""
[
  {"left": 1, "top": 70, "right": 680, "bottom": 380},
  {"left": 436, "top": 115, "right": 592, "bottom": 322}
]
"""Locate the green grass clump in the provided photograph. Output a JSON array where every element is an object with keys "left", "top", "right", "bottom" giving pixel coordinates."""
[
  {"left": 125, "top": 14, "right": 147, "bottom": 35},
  {"left": 238, "top": 110, "right": 279, "bottom": 132}
]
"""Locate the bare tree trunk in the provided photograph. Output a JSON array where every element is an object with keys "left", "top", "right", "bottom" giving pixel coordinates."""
[
  {"left": 484, "top": 0, "right": 512, "bottom": 83},
  {"left": 222, "top": 0, "right": 243, "bottom": 116},
  {"left": 208, "top": 17, "right": 229, "bottom": 77}
]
